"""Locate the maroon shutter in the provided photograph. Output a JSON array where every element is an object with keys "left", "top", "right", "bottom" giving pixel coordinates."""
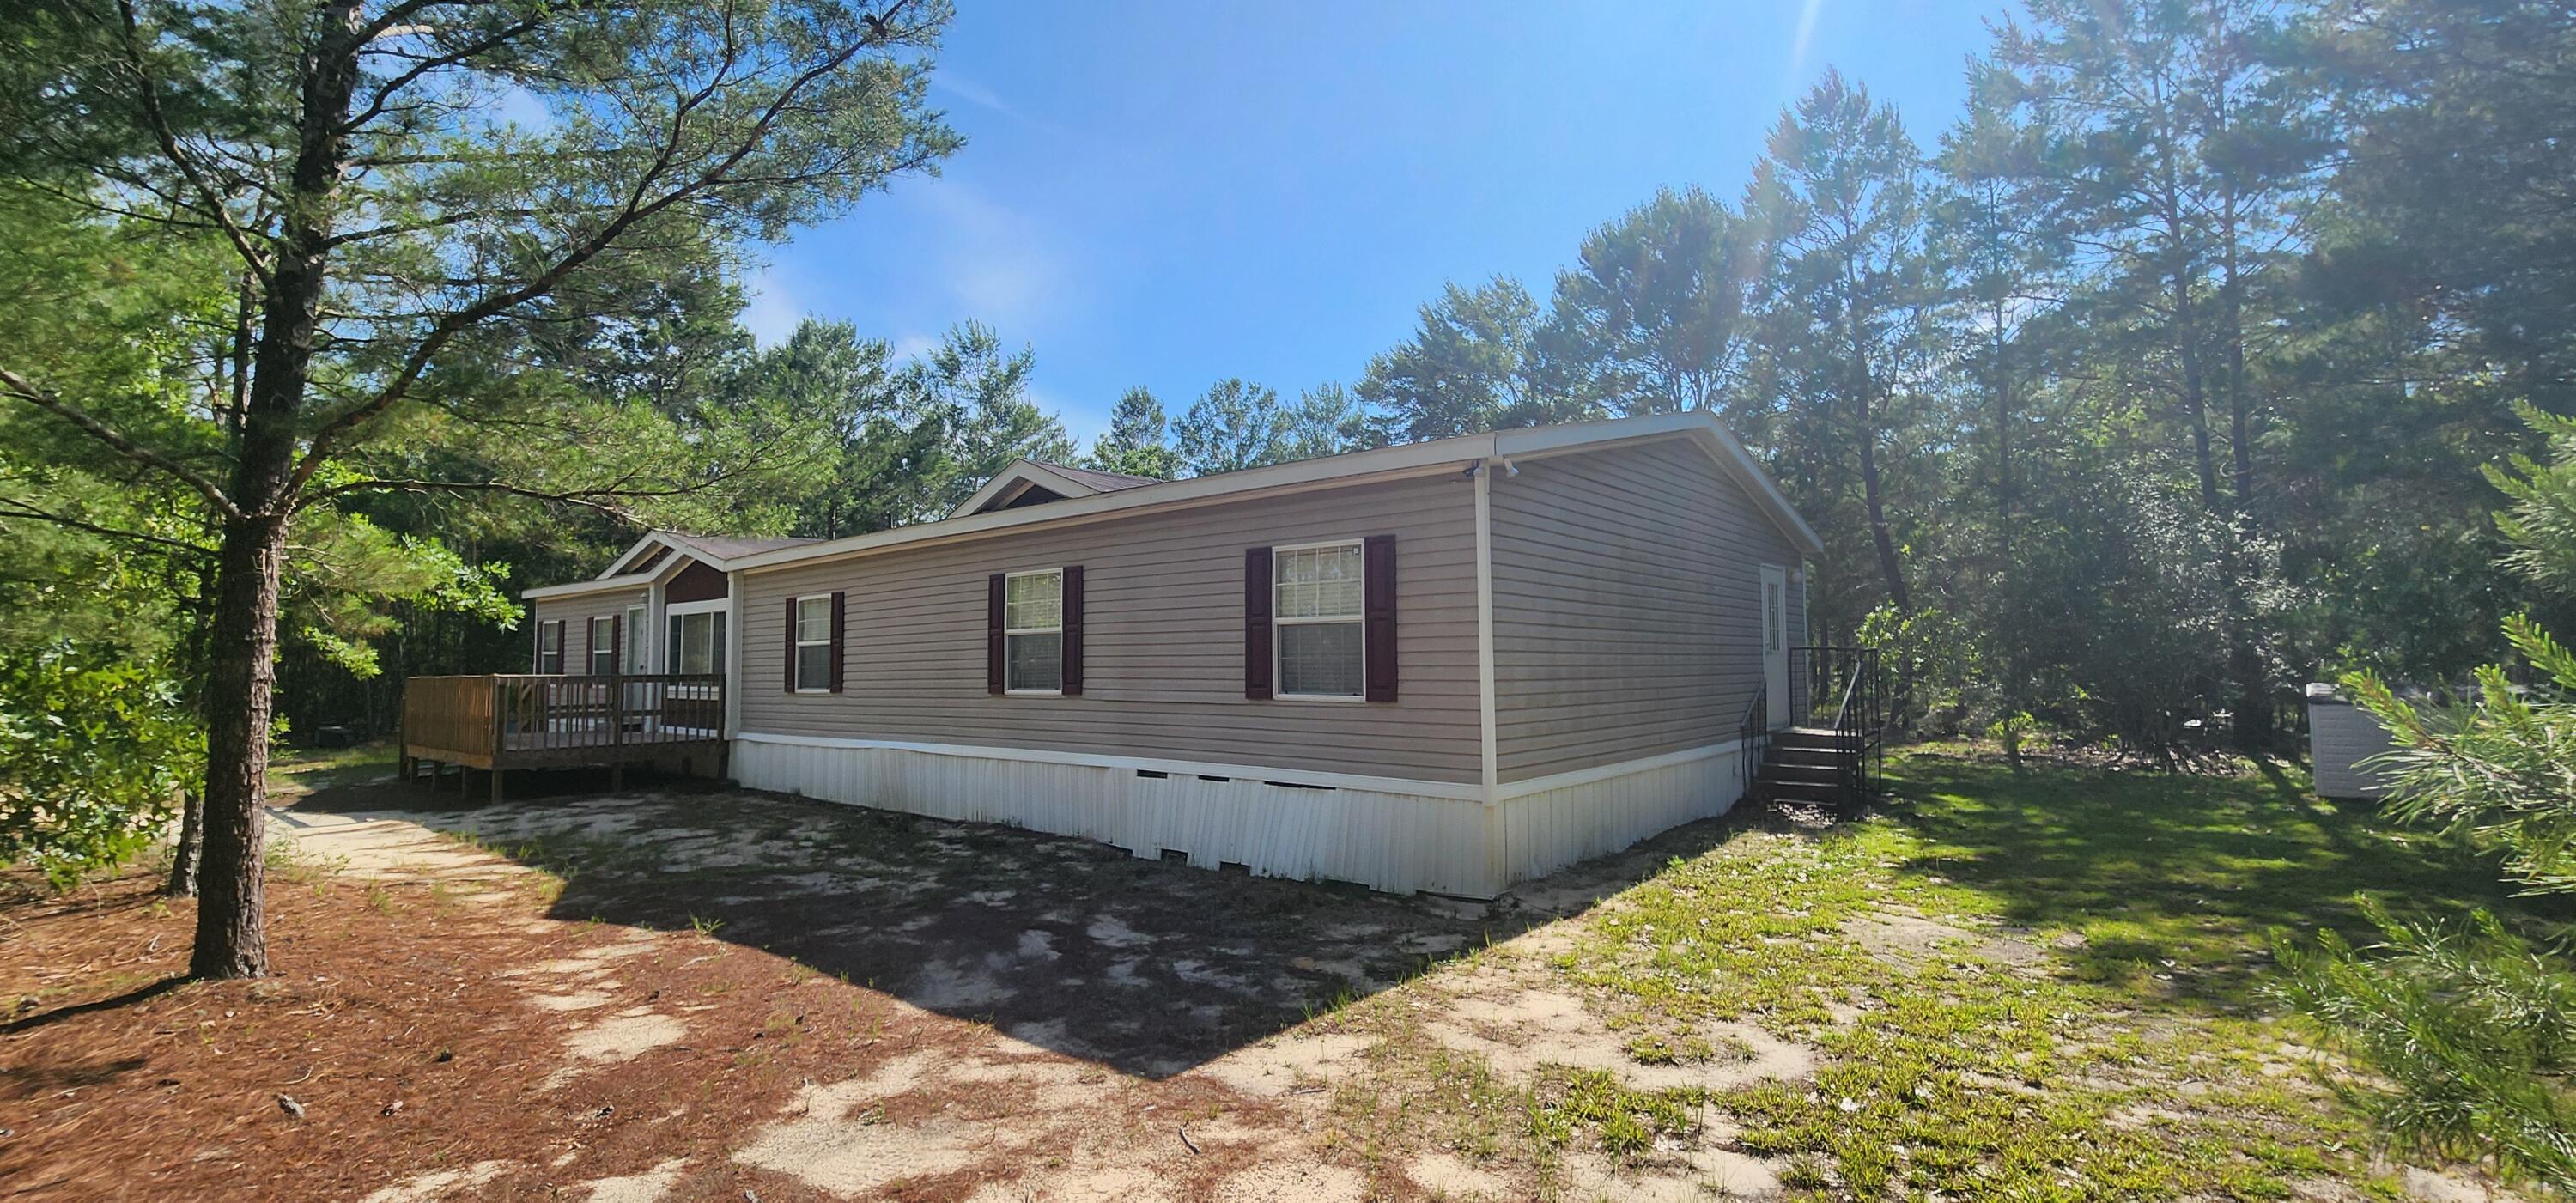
[
  {"left": 829, "top": 591, "right": 847, "bottom": 694},
  {"left": 987, "top": 574, "right": 1006, "bottom": 695},
  {"left": 782, "top": 598, "right": 796, "bottom": 693},
  {"left": 610, "top": 614, "right": 623, "bottom": 674},
  {"left": 1364, "top": 534, "right": 1398, "bottom": 702},
  {"left": 1243, "top": 547, "right": 1273, "bottom": 700},
  {"left": 1061, "top": 566, "right": 1084, "bottom": 696}
]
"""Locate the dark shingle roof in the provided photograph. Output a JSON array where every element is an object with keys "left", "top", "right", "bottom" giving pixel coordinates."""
[{"left": 658, "top": 532, "right": 820, "bottom": 562}]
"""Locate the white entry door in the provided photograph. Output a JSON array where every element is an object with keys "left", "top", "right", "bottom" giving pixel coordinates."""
[{"left": 1759, "top": 564, "right": 1789, "bottom": 729}]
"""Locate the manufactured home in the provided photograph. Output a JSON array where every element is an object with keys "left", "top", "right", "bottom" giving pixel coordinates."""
[{"left": 401, "top": 411, "right": 1837, "bottom": 897}]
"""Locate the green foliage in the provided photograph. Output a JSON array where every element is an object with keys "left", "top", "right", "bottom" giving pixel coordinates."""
[
  {"left": 2276, "top": 404, "right": 2576, "bottom": 1193},
  {"left": 1354, "top": 276, "right": 1573, "bottom": 445},
  {"left": 2274, "top": 903, "right": 2576, "bottom": 1190},
  {"left": 1170, "top": 377, "right": 1358, "bottom": 477},
  {"left": 2488, "top": 402, "right": 2576, "bottom": 599},
  {"left": 1084, "top": 386, "right": 1182, "bottom": 480},
  {"left": 0, "top": 644, "right": 203, "bottom": 889},
  {"left": 1549, "top": 185, "right": 1759, "bottom": 416}
]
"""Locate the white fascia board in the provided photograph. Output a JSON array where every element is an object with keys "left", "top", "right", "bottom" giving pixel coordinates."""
[
  {"left": 947, "top": 459, "right": 1103, "bottom": 519},
  {"left": 601, "top": 532, "right": 677, "bottom": 578},
  {"left": 522, "top": 570, "right": 662, "bottom": 601}
]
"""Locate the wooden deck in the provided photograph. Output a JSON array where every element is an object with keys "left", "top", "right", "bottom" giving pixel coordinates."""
[{"left": 399, "top": 674, "right": 728, "bottom": 799}]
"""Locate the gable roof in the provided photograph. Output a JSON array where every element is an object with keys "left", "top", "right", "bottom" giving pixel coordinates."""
[
  {"left": 656, "top": 532, "right": 819, "bottom": 563},
  {"left": 525, "top": 529, "right": 819, "bottom": 599},
  {"left": 951, "top": 459, "right": 1163, "bottom": 517},
  {"left": 732, "top": 411, "right": 1823, "bottom": 575}
]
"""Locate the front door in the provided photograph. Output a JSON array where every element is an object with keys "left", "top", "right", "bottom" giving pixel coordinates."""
[{"left": 1759, "top": 564, "right": 1789, "bottom": 729}]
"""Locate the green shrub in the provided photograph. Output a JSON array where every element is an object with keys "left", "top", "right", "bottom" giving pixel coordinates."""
[{"left": 0, "top": 643, "right": 202, "bottom": 889}]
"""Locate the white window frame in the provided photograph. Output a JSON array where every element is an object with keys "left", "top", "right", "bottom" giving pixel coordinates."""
[
  {"left": 588, "top": 615, "right": 617, "bottom": 676},
  {"left": 1002, "top": 567, "right": 1066, "bottom": 697},
  {"left": 1272, "top": 538, "right": 1366, "bottom": 703},
  {"left": 792, "top": 593, "right": 834, "bottom": 695},
  {"left": 665, "top": 598, "right": 728, "bottom": 677},
  {"left": 537, "top": 619, "right": 564, "bottom": 674}
]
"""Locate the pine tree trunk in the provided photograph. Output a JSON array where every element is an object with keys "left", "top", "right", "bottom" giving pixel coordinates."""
[
  {"left": 188, "top": 513, "right": 289, "bottom": 980},
  {"left": 2221, "top": 195, "right": 2270, "bottom": 748},
  {"left": 1858, "top": 428, "right": 1909, "bottom": 613},
  {"left": 164, "top": 788, "right": 204, "bottom": 898},
  {"left": 185, "top": 0, "right": 361, "bottom": 980}
]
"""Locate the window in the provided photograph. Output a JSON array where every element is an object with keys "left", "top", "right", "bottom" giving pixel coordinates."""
[
  {"left": 588, "top": 616, "right": 617, "bottom": 676},
  {"left": 668, "top": 610, "right": 726, "bottom": 676},
  {"left": 1274, "top": 543, "right": 1364, "bottom": 698},
  {"left": 538, "top": 620, "right": 563, "bottom": 674},
  {"left": 793, "top": 595, "right": 833, "bottom": 692},
  {"left": 1004, "top": 569, "right": 1064, "bottom": 694},
  {"left": 623, "top": 605, "right": 648, "bottom": 672},
  {"left": 1765, "top": 580, "right": 1783, "bottom": 653}
]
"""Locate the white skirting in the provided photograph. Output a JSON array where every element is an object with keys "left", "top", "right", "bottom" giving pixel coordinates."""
[
  {"left": 731, "top": 734, "right": 1747, "bottom": 897},
  {"left": 1493, "top": 743, "right": 1747, "bottom": 885}
]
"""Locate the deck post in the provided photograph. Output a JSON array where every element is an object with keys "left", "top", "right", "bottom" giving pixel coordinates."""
[{"left": 608, "top": 673, "right": 625, "bottom": 792}]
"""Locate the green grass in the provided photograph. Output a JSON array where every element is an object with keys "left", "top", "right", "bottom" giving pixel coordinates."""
[
  {"left": 1551, "top": 744, "right": 2559, "bottom": 1198},
  {"left": 266, "top": 739, "right": 398, "bottom": 794}
]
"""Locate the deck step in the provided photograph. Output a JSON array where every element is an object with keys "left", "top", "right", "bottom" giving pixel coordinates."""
[
  {"left": 1763, "top": 749, "right": 1840, "bottom": 768},
  {"left": 1759, "top": 763, "right": 1844, "bottom": 786}
]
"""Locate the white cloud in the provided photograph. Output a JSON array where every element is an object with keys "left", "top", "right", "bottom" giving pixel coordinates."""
[
  {"left": 932, "top": 71, "right": 1017, "bottom": 119},
  {"left": 889, "top": 331, "right": 939, "bottom": 363},
  {"left": 742, "top": 261, "right": 802, "bottom": 348},
  {"left": 1789, "top": 0, "right": 1826, "bottom": 78},
  {"left": 912, "top": 176, "right": 1072, "bottom": 331}
]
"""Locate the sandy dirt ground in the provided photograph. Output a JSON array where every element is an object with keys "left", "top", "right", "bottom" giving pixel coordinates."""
[{"left": 3, "top": 772, "right": 1819, "bottom": 1201}]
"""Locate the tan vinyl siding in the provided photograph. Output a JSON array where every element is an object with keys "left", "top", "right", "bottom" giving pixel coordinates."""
[
  {"left": 530, "top": 589, "right": 646, "bottom": 674},
  {"left": 1490, "top": 439, "right": 1799, "bottom": 782},
  {"left": 738, "top": 473, "right": 1483, "bottom": 783}
]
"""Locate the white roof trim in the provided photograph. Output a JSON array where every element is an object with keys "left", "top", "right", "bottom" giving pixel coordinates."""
[
  {"left": 600, "top": 532, "right": 683, "bottom": 578},
  {"left": 524, "top": 569, "right": 662, "bottom": 600},
  {"left": 526, "top": 532, "right": 735, "bottom": 600},
  {"left": 729, "top": 411, "right": 1825, "bottom": 575},
  {"left": 949, "top": 459, "right": 1107, "bottom": 518}
]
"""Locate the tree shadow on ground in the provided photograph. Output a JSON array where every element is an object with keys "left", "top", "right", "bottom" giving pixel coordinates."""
[
  {"left": 1880, "top": 747, "right": 2571, "bottom": 1012},
  {"left": 304, "top": 769, "right": 1761, "bottom": 1079}
]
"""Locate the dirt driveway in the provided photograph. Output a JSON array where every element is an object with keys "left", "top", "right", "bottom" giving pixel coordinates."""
[{"left": 181, "top": 773, "right": 1783, "bottom": 1203}]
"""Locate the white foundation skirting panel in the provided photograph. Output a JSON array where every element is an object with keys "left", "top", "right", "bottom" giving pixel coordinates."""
[
  {"left": 1492, "top": 744, "right": 1747, "bottom": 885},
  {"left": 732, "top": 735, "right": 1747, "bottom": 898}
]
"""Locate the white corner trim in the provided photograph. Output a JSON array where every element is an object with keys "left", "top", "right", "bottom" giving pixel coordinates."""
[
  {"left": 724, "top": 570, "right": 744, "bottom": 738},
  {"left": 1473, "top": 460, "right": 1499, "bottom": 805},
  {"left": 1491, "top": 738, "right": 1747, "bottom": 801},
  {"left": 731, "top": 732, "right": 1488, "bottom": 801}
]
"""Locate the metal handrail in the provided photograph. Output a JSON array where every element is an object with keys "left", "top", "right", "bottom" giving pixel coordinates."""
[
  {"left": 1739, "top": 685, "right": 1770, "bottom": 799},
  {"left": 1791, "top": 645, "right": 1884, "bottom": 807}
]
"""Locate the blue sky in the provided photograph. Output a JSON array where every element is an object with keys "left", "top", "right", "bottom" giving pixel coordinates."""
[{"left": 745, "top": 1, "right": 2009, "bottom": 446}]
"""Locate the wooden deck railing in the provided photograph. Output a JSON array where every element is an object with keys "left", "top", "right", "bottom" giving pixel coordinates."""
[{"left": 400, "top": 673, "right": 727, "bottom": 767}]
